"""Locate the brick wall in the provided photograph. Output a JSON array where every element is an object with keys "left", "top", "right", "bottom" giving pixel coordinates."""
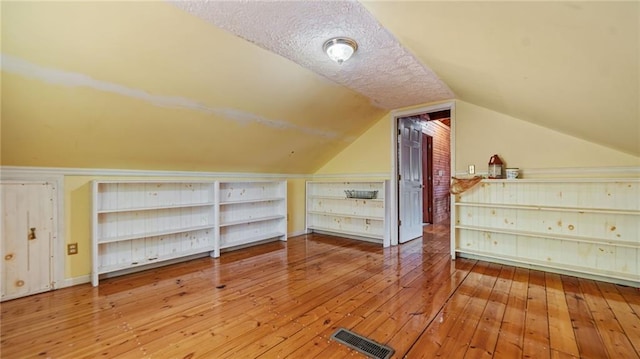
[{"left": 422, "top": 120, "right": 450, "bottom": 224}]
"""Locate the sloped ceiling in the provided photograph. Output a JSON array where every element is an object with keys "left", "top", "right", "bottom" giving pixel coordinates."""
[
  {"left": 1, "top": 1, "right": 392, "bottom": 173},
  {"left": 362, "top": 1, "right": 639, "bottom": 157},
  {"left": 1, "top": 1, "right": 638, "bottom": 174}
]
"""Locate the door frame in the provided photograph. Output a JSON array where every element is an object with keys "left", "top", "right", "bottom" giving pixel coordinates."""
[
  {"left": 0, "top": 171, "right": 65, "bottom": 290},
  {"left": 389, "top": 101, "right": 455, "bottom": 246}
]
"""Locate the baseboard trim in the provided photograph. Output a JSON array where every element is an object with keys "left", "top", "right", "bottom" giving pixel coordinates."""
[
  {"left": 59, "top": 275, "right": 91, "bottom": 288},
  {"left": 287, "top": 230, "right": 309, "bottom": 239},
  {"left": 457, "top": 252, "right": 639, "bottom": 288}
]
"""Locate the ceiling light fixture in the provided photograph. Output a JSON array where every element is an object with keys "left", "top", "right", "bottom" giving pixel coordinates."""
[{"left": 323, "top": 37, "right": 358, "bottom": 64}]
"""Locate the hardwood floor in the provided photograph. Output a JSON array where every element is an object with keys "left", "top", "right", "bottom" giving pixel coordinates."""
[{"left": 2, "top": 222, "right": 639, "bottom": 358}]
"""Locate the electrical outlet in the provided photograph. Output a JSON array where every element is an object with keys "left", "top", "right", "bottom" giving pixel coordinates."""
[
  {"left": 468, "top": 165, "right": 475, "bottom": 174},
  {"left": 67, "top": 243, "right": 78, "bottom": 255}
]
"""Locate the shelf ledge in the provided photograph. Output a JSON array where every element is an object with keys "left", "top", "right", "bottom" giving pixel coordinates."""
[
  {"left": 219, "top": 215, "right": 285, "bottom": 227},
  {"left": 455, "top": 225, "right": 639, "bottom": 249},
  {"left": 308, "top": 195, "right": 384, "bottom": 202},
  {"left": 98, "top": 225, "right": 215, "bottom": 244},
  {"left": 455, "top": 202, "right": 639, "bottom": 215},
  {"left": 308, "top": 211, "right": 384, "bottom": 221},
  {"left": 98, "top": 202, "right": 216, "bottom": 214},
  {"left": 219, "top": 197, "right": 285, "bottom": 205}
]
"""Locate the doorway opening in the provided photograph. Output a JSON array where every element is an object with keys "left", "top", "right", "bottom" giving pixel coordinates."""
[{"left": 391, "top": 102, "right": 454, "bottom": 245}]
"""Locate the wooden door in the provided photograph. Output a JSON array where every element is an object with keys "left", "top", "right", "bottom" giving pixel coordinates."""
[
  {"left": 422, "top": 134, "right": 433, "bottom": 223},
  {"left": 398, "top": 118, "right": 423, "bottom": 243},
  {"left": 1, "top": 181, "right": 55, "bottom": 301}
]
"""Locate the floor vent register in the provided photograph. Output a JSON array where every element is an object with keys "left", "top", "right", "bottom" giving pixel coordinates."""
[{"left": 330, "top": 328, "right": 395, "bottom": 359}]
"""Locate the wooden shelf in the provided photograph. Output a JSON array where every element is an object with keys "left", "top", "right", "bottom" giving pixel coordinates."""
[
  {"left": 97, "top": 225, "right": 216, "bottom": 244},
  {"left": 220, "top": 197, "right": 284, "bottom": 205},
  {"left": 93, "top": 180, "right": 287, "bottom": 286},
  {"left": 308, "top": 211, "right": 384, "bottom": 221},
  {"left": 306, "top": 181, "right": 390, "bottom": 247},
  {"left": 453, "top": 178, "right": 639, "bottom": 287},
  {"left": 92, "top": 180, "right": 217, "bottom": 286},
  {"left": 455, "top": 202, "right": 640, "bottom": 216},
  {"left": 219, "top": 215, "right": 285, "bottom": 227},
  {"left": 307, "top": 195, "right": 384, "bottom": 202},
  {"left": 98, "top": 202, "right": 215, "bottom": 214},
  {"left": 455, "top": 225, "right": 640, "bottom": 249},
  {"left": 217, "top": 181, "right": 287, "bottom": 253}
]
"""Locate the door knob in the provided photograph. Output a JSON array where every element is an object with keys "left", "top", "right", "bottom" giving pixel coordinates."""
[{"left": 28, "top": 228, "right": 36, "bottom": 240}]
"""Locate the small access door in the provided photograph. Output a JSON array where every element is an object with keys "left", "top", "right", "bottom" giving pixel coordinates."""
[
  {"left": 398, "top": 117, "right": 423, "bottom": 243},
  {"left": 1, "top": 181, "right": 56, "bottom": 301}
]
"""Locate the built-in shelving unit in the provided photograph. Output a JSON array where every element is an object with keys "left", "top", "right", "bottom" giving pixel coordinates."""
[
  {"left": 217, "top": 181, "right": 287, "bottom": 255},
  {"left": 306, "top": 181, "right": 390, "bottom": 246},
  {"left": 91, "top": 181, "right": 216, "bottom": 286},
  {"left": 453, "top": 179, "right": 640, "bottom": 287},
  {"left": 91, "top": 180, "right": 287, "bottom": 286}
]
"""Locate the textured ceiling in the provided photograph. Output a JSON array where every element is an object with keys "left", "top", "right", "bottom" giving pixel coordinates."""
[{"left": 170, "top": 0, "right": 454, "bottom": 110}]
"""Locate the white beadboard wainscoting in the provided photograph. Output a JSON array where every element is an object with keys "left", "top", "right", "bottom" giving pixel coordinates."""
[
  {"left": 91, "top": 180, "right": 287, "bottom": 286},
  {"left": 453, "top": 178, "right": 640, "bottom": 287},
  {"left": 306, "top": 181, "right": 391, "bottom": 247}
]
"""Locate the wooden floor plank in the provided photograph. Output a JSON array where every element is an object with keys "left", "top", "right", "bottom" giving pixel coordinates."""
[
  {"left": 494, "top": 267, "right": 529, "bottom": 358},
  {"left": 384, "top": 258, "right": 476, "bottom": 356},
  {"left": 523, "top": 270, "right": 551, "bottom": 358},
  {"left": 464, "top": 264, "right": 515, "bottom": 359},
  {"left": 545, "top": 273, "right": 580, "bottom": 358},
  {"left": 561, "top": 275, "right": 609, "bottom": 358},
  {"left": 2, "top": 221, "right": 639, "bottom": 359},
  {"left": 403, "top": 261, "right": 491, "bottom": 357},
  {"left": 435, "top": 263, "right": 502, "bottom": 358},
  {"left": 578, "top": 278, "right": 639, "bottom": 359},
  {"left": 618, "top": 285, "right": 640, "bottom": 317},
  {"left": 596, "top": 281, "right": 640, "bottom": 355}
]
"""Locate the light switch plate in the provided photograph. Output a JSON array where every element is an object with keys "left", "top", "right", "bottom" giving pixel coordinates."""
[{"left": 468, "top": 165, "right": 475, "bottom": 174}]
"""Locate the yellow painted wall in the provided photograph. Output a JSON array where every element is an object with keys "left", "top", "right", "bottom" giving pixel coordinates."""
[
  {"left": 315, "top": 99, "right": 639, "bottom": 178},
  {"left": 455, "top": 100, "right": 640, "bottom": 174},
  {"left": 315, "top": 112, "right": 392, "bottom": 175},
  {"left": 286, "top": 178, "right": 308, "bottom": 239}
]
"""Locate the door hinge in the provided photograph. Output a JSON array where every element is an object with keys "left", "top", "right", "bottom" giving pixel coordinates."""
[
  {"left": 428, "top": 207, "right": 432, "bottom": 212},
  {"left": 398, "top": 174, "right": 401, "bottom": 180},
  {"left": 398, "top": 129, "right": 401, "bottom": 136},
  {"left": 399, "top": 220, "right": 402, "bottom": 226}
]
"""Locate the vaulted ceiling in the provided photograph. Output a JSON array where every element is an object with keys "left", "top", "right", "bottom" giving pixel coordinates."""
[{"left": 1, "top": 1, "right": 637, "bottom": 173}]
